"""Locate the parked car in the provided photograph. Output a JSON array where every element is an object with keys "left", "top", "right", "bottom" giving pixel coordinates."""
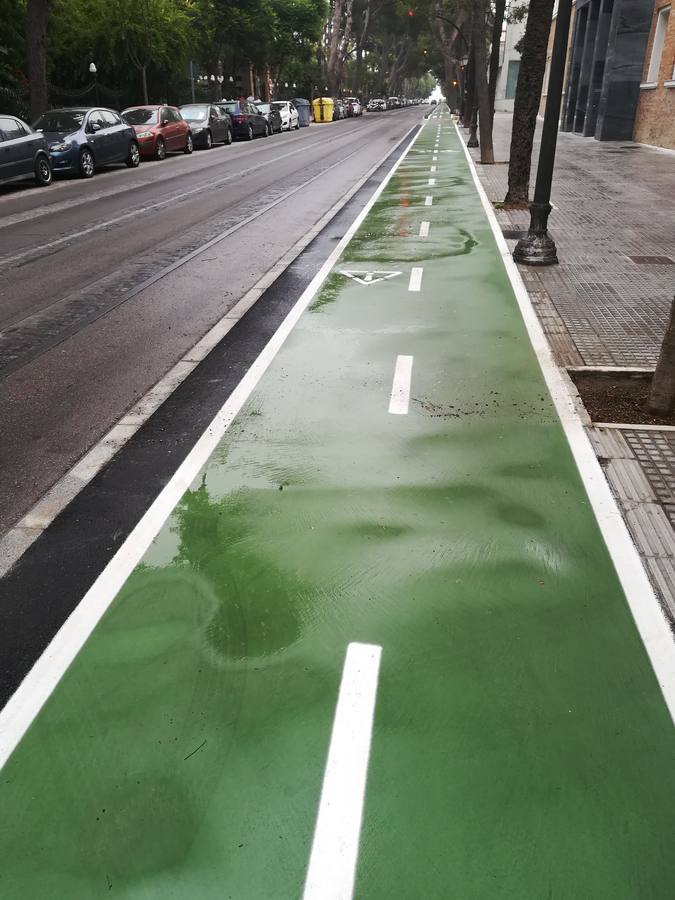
[
  {"left": 332, "top": 99, "right": 347, "bottom": 121},
  {"left": 33, "top": 107, "right": 139, "bottom": 178},
  {"left": 179, "top": 104, "right": 232, "bottom": 149},
  {"left": 122, "top": 105, "right": 193, "bottom": 159},
  {"left": 0, "top": 115, "right": 52, "bottom": 187},
  {"left": 218, "top": 100, "right": 269, "bottom": 139},
  {"left": 255, "top": 102, "right": 283, "bottom": 133},
  {"left": 367, "top": 98, "right": 386, "bottom": 112},
  {"left": 387, "top": 96, "right": 401, "bottom": 109},
  {"left": 344, "top": 97, "right": 362, "bottom": 117},
  {"left": 271, "top": 101, "right": 299, "bottom": 131}
]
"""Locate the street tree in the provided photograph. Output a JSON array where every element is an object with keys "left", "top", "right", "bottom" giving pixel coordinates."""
[
  {"left": 470, "top": 0, "right": 493, "bottom": 163},
  {"left": 487, "top": 0, "right": 505, "bottom": 116},
  {"left": 504, "top": 0, "right": 554, "bottom": 205},
  {"left": 112, "top": 0, "right": 191, "bottom": 104},
  {"left": 648, "top": 297, "right": 675, "bottom": 416},
  {"left": 26, "top": 0, "right": 51, "bottom": 119},
  {"left": 431, "top": 0, "right": 468, "bottom": 103}
]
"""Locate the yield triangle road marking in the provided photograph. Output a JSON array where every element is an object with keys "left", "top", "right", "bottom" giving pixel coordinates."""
[{"left": 340, "top": 270, "right": 402, "bottom": 286}]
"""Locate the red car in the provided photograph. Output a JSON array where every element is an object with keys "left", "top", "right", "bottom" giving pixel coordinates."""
[{"left": 121, "top": 105, "right": 193, "bottom": 159}]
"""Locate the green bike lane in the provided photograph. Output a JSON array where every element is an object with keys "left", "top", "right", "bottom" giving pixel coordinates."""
[{"left": 1, "top": 109, "right": 674, "bottom": 898}]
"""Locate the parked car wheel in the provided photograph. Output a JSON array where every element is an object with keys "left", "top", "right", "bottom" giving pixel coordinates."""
[
  {"left": 225, "top": 127, "right": 233, "bottom": 145},
  {"left": 294, "top": 120, "right": 300, "bottom": 130},
  {"left": 155, "top": 137, "right": 166, "bottom": 160},
  {"left": 126, "top": 141, "right": 141, "bottom": 168},
  {"left": 265, "top": 122, "right": 271, "bottom": 137},
  {"left": 34, "top": 154, "right": 52, "bottom": 186},
  {"left": 79, "top": 147, "right": 95, "bottom": 179},
  {"left": 184, "top": 133, "right": 193, "bottom": 154},
  {"left": 246, "top": 124, "right": 254, "bottom": 141},
  {"left": 205, "top": 130, "right": 213, "bottom": 149}
]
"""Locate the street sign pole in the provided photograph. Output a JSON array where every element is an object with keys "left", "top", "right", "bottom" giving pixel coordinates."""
[{"left": 513, "top": 0, "right": 574, "bottom": 266}]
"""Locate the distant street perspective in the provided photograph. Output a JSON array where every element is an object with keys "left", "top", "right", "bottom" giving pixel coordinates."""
[{"left": 1, "top": 1, "right": 675, "bottom": 898}]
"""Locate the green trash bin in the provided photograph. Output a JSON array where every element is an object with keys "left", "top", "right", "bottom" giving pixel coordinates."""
[{"left": 312, "top": 97, "right": 334, "bottom": 123}]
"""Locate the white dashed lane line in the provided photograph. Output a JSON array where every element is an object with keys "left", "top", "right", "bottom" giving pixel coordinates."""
[
  {"left": 388, "top": 355, "right": 414, "bottom": 415},
  {"left": 408, "top": 267, "right": 424, "bottom": 292},
  {"left": 302, "top": 643, "right": 383, "bottom": 900}
]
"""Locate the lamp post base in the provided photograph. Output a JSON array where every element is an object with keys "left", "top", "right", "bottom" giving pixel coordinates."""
[{"left": 512, "top": 201, "right": 558, "bottom": 266}]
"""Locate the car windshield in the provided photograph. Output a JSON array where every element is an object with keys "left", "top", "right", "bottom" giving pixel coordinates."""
[
  {"left": 123, "top": 108, "right": 158, "bottom": 125},
  {"left": 257, "top": 104, "right": 271, "bottom": 113},
  {"left": 219, "top": 102, "right": 239, "bottom": 113},
  {"left": 180, "top": 105, "right": 208, "bottom": 120},
  {"left": 271, "top": 103, "right": 286, "bottom": 111},
  {"left": 34, "top": 110, "right": 84, "bottom": 132}
]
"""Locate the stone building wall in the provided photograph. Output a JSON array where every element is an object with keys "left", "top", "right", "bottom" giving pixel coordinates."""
[{"left": 634, "top": 2, "right": 675, "bottom": 149}]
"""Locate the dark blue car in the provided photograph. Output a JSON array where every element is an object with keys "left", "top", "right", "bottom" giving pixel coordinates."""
[{"left": 33, "top": 107, "right": 140, "bottom": 178}]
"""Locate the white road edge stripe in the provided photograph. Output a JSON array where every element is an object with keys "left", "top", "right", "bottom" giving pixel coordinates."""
[
  {"left": 388, "top": 355, "right": 414, "bottom": 415},
  {"left": 408, "top": 267, "right": 423, "bottom": 292},
  {"left": 302, "top": 642, "right": 382, "bottom": 900},
  {"left": 419, "top": 221, "right": 430, "bottom": 237},
  {"left": 455, "top": 120, "right": 675, "bottom": 723},
  {"left": 0, "top": 120, "right": 425, "bottom": 772}
]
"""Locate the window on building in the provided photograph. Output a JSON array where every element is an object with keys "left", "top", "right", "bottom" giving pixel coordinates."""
[
  {"left": 505, "top": 60, "right": 520, "bottom": 99},
  {"left": 646, "top": 5, "right": 671, "bottom": 83}
]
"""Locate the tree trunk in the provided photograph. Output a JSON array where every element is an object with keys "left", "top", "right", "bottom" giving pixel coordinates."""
[
  {"left": 327, "top": 0, "right": 344, "bottom": 95},
  {"left": 26, "top": 0, "right": 51, "bottom": 120},
  {"left": 648, "top": 296, "right": 675, "bottom": 415},
  {"left": 504, "top": 0, "right": 555, "bottom": 204},
  {"left": 488, "top": 0, "right": 506, "bottom": 116},
  {"left": 337, "top": 0, "right": 354, "bottom": 90},
  {"left": 141, "top": 65, "right": 149, "bottom": 104},
  {"left": 472, "top": 4, "right": 494, "bottom": 164}
]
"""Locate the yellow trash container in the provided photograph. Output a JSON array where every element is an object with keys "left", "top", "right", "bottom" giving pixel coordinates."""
[{"left": 312, "top": 97, "right": 334, "bottom": 123}]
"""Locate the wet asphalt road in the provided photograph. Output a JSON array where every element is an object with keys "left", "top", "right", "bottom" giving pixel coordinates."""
[{"left": 0, "top": 107, "right": 423, "bottom": 536}]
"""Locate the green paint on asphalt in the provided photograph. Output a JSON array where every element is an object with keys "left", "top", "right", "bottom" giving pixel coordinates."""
[{"left": 1, "top": 114, "right": 674, "bottom": 898}]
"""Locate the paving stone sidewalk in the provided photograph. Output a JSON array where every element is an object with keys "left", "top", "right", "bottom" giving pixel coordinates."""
[{"left": 469, "top": 112, "right": 675, "bottom": 623}]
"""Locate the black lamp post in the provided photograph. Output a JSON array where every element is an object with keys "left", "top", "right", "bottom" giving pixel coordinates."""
[
  {"left": 513, "top": 0, "right": 574, "bottom": 266},
  {"left": 89, "top": 62, "right": 99, "bottom": 106}
]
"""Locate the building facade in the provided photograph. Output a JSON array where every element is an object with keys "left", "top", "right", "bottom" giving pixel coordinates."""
[
  {"left": 494, "top": 7, "right": 527, "bottom": 112},
  {"left": 561, "top": 0, "right": 655, "bottom": 140},
  {"left": 633, "top": 2, "right": 675, "bottom": 148}
]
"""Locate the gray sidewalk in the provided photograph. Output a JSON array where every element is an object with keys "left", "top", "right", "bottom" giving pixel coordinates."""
[{"left": 469, "top": 112, "right": 675, "bottom": 623}]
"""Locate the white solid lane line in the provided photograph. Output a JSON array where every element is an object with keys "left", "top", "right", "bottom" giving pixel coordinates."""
[
  {"left": 303, "top": 642, "right": 382, "bottom": 900},
  {"left": 388, "top": 355, "right": 414, "bottom": 415},
  {"left": 408, "top": 267, "right": 423, "bottom": 292},
  {"left": 419, "top": 221, "right": 430, "bottom": 237},
  {"left": 425, "top": 195, "right": 433, "bottom": 206}
]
